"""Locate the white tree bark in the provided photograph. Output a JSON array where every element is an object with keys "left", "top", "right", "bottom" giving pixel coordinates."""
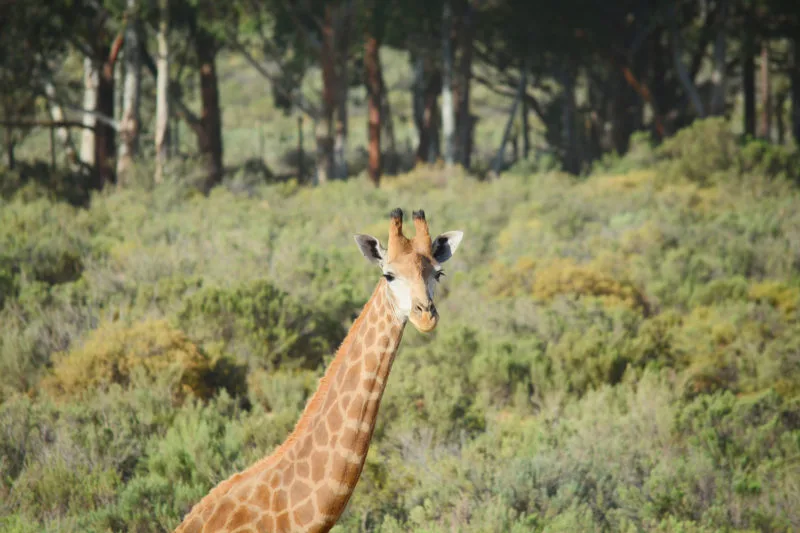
[
  {"left": 154, "top": 0, "right": 170, "bottom": 183},
  {"left": 44, "top": 80, "right": 76, "bottom": 163},
  {"left": 441, "top": 0, "right": 455, "bottom": 166},
  {"left": 411, "top": 55, "right": 424, "bottom": 150},
  {"left": 80, "top": 57, "right": 99, "bottom": 166},
  {"left": 117, "top": 0, "right": 142, "bottom": 183}
]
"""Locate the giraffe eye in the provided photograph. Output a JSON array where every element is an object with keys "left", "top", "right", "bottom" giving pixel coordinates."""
[{"left": 383, "top": 273, "right": 395, "bottom": 282}]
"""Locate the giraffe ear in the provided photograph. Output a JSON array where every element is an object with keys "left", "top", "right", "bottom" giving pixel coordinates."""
[
  {"left": 431, "top": 231, "right": 463, "bottom": 263},
  {"left": 354, "top": 234, "right": 386, "bottom": 265}
]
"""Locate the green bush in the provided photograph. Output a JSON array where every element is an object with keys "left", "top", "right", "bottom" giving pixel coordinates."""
[
  {"left": 0, "top": 163, "right": 93, "bottom": 206},
  {"left": 43, "top": 319, "right": 246, "bottom": 402},
  {"left": 0, "top": 198, "right": 88, "bottom": 299},
  {"left": 656, "top": 117, "right": 740, "bottom": 185},
  {"left": 177, "top": 279, "right": 345, "bottom": 370},
  {"left": 656, "top": 117, "right": 800, "bottom": 188},
  {"left": 738, "top": 139, "right": 800, "bottom": 183}
]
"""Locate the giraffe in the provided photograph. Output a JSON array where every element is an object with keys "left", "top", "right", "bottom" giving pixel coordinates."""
[{"left": 174, "top": 208, "right": 463, "bottom": 533}]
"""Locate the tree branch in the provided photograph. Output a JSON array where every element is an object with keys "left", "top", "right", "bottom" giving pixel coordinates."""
[
  {"left": 472, "top": 72, "right": 545, "bottom": 121},
  {"left": 36, "top": 91, "right": 120, "bottom": 130},
  {"left": 228, "top": 38, "right": 319, "bottom": 118},
  {"left": 0, "top": 120, "right": 96, "bottom": 130}
]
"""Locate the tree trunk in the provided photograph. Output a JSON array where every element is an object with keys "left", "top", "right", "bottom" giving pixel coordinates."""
[
  {"left": 776, "top": 90, "right": 787, "bottom": 144},
  {"left": 333, "top": 0, "right": 352, "bottom": 179},
  {"left": 424, "top": 72, "right": 441, "bottom": 163},
  {"left": 561, "top": 67, "right": 579, "bottom": 174},
  {"left": 742, "top": 20, "right": 756, "bottom": 137},
  {"left": 297, "top": 116, "right": 305, "bottom": 179},
  {"left": 490, "top": 74, "right": 524, "bottom": 176},
  {"left": 44, "top": 80, "right": 77, "bottom": 165},
  {"left": 80, "top": 57, "right": 98, "bottom": 166},
  {"left": 117, "top": 0, "right": 142, "bottom": 184},
  {"left": 759, "top": 42, "right": 771, "bottom": 140},
  {"left": 154, "top": 0, "right": 170, "bottom": 183},
  {"left": 412, "top": 54, "right": 426, "bottom": 164},
  {"left": 521, "top": 67, "right": 530, "bottom": 159},
  {"left": 457, "top": 0, "right": 475, "bottom": 168},
  {"left": 441, "top": 0, "right": 455, "bottom": 166},
  {"left": 668, "top": 4, "right": 705, "bottom": 118},
  {"left": 379, "top": 66, "right": 397, "bottom": 174},
  {"left": 791, "top": 37, "right": 800, "bottom": 144},
  {"left": 195, "top": 30, "right": 223, "bottom": 193},
  {"left": 316, "top": 4, "right": 336, "bottom": 184},
  {"left": 649, "top": 27, "right": 671, "bottom": 135},
  {"left": 709, "top": 0, "right": 728, "bottom": 116},
  {"left": 49, "top": 123, "right": 56, "bottom": 170},
  {"left": 95, "top": 34, "right": 121, "bottom": 189},
  {"left": 365, "top": 31, "right": 382, "bottom": 186},
  {"left": 4, "top": 128, "right": 14, "bottom": 170}
]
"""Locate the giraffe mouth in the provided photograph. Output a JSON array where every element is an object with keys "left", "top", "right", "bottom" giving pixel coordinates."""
[{"left": 410, "top": 309, "right": 439, "bottom": 332}]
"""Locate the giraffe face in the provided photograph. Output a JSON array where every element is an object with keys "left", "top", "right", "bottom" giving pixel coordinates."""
[
  {"left": 382, "top": 250, "right": 442, "bottom": 332},
  {"left": 354, "top": 220, "right": 463, "bottom": 333}
]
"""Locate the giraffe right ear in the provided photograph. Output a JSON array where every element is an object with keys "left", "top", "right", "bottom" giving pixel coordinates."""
[{"left": 354, "top": 234, "right": 386, "bottom": 266}]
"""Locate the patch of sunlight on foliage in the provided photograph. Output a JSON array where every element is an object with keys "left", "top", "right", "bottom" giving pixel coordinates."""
[
  {"left": 581, "top": 169, "right": 656, "bottom": 193},
  {"left": 748, "top": 280, "right": 799, "bottom": 316},
  {"left": 531, "top": 258, "right": 649, "bottom": 314},
  {"left": 43, "top": 319, "right": 246, "bottom": 402},
  {"left": 488, "top": 256, "right": 648, "bottom": 314}
]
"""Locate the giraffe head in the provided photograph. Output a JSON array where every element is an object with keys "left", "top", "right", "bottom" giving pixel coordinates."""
[{"left": 354, "top": 208, "right": 463, "bottom": 332}]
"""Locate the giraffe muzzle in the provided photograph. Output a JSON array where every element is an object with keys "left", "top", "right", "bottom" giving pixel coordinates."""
[{"left": 410, "top": 301, "right": 438, "bottom": 332}]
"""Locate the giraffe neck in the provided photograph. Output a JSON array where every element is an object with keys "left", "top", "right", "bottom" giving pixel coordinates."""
[
  {"left": 173, "top": 279, "right": 406, "bottom": 533},
  {"left": 286, "top": 278, "right": 405, "bottom": 525},
  {"left": 274, "top": 278, "right": 405, "bottom": 530}
]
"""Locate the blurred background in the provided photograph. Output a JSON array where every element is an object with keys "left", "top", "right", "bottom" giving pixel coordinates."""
[{"left": 1, "top": 1, "right": 799, "bottom": 532}]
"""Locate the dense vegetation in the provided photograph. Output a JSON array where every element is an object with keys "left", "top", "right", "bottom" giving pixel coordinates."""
[{"left": 1, "top": 118, "right": 799, "bottom": 532}]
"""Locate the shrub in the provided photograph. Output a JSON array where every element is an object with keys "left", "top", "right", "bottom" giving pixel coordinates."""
[
  {"left": 43, "top": 319, "right": 245, "bottom": 402},
  {"left": 0, "top": 198, "right": 87, "bottom": 299},
  {"left": 737, "top": 139, "right": 800, "bottom": 183},
  {"left": 656, "top": 118, "right": 800, "bottom": 188},
  {"left": 0, "top": 163, "right": 93, "bottom": 207},
  {"left": 532, "top": 258, "right": 649, "bottom": 314},
  {"left": 177, "top": 279, "right": 345, "bottom": 370},
  {"left": 593, "top": 131, "right": 658, "bottom": 175},
  {"left": 656, "top": 117, "right": 740, "bottom": 185},
  {"left": 747, "top": 280, "right": 799, "bottom": 316}
]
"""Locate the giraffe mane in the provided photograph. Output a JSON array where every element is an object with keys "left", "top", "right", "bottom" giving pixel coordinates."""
[
  {"left": 256, "top": 278, "right": 384, "bottom": 466},
  {"left": 177, "top": 279, "right": 386, "bottom": 524}
]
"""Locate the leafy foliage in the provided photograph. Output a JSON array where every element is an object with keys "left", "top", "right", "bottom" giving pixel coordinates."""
[
  {"left": 177, "top": 279, "right": 346, "bottom": 370},
  {"left": 1, "top": 121, "right": 799, "bottom": 531},
  {"left": 43, "top": 320, "right": 246, "bottom": 402}
]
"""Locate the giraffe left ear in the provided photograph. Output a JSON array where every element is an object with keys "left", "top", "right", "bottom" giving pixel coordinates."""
[
  {"left": 431, "top": 231, "right": 463, "bottom": 263},
  {"left": 354, "top": 234, "right": 386, "bottom": 265}
]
